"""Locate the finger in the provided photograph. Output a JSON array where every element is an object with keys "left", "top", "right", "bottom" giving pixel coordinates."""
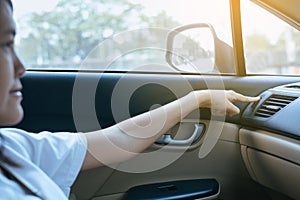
[
  {"left": 230, "top": 92, "right": 260, "bottom": 103},
  {"left": 227, "top": 102, "right": 240, "bottom": 116}
]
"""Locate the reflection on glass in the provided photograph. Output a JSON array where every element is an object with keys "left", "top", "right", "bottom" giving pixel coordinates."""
[{"left": 171, "top": 28, "right": 215, "bottom": 73}]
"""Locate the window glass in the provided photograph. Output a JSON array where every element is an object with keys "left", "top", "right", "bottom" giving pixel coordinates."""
[
  {"left": 241, "top": 0, "right": 300, "bottom": 75},
  {"left": 13, "top": 0, "right": 233, "bottom": 73}
]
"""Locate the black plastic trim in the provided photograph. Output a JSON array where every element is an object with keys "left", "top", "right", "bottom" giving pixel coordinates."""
[{"left": 125, "top": 179, "right": 219, "bottom": 200}]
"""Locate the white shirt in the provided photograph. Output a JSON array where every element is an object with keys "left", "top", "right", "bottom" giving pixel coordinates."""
[{"left": 0, "top": 128, "right": 87, "bottom": 199}]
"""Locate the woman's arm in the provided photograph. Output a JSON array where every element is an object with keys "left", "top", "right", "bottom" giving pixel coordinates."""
[{"left": 81, "top": 90, "right": 260, "bottom": 170}]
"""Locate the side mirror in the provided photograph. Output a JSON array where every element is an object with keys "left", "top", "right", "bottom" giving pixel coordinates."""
[{"left": 165, "top": 23, "right": 235, "bottom": 73}]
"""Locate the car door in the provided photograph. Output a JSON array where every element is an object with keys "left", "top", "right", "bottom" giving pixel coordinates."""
[{"left": 13, "top": 0, "right": 300, "bottom": 199}]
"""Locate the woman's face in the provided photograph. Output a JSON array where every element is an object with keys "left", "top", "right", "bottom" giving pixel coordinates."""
[{"left": 0, "top": 0, "right": 25, "bottom": 126}]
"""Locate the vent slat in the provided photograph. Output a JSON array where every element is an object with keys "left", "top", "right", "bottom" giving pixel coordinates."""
[
  {"left": 255, "top": 95, "right": 297, "bottom": 118},
  {"left": 264, "top": 102, "right": 287, "bottom": 107},
  {"left": 255, "top": 113, "right": 273, "bottom": 118},
  {"left": 256, "top": 109, "right": 277, "bottom": 114},
  {"left": 266, "top": 99, "right": 294, "bottom": 104},
  {"left": 269, "top": 96, "right": 297, "bottom": 101}
]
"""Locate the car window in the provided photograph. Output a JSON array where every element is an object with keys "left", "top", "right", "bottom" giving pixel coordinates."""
[
  {"left": 13, "top": 0, "right": 233, "bottom": 74},
  {"left": 241, "top": 0, "right": 300, "bottom": 75}
]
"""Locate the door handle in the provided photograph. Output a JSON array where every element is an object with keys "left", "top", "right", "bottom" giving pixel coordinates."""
[{"left": 155, "top": 123, "right": 205, "bottom": 146}]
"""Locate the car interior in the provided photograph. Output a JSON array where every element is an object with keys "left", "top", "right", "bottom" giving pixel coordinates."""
[{"left": 12, "top": 0, "right": 300, "bottom": 199}]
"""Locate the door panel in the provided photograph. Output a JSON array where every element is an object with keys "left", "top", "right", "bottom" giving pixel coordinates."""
[
  {"left": 85, "top": 122, "right": 266, "bottom": 200},
  {"left": 16, "top": 71, "right": 300, "bottom": 200},
  {"left": 17, "top": 71, "right": 300, "bottom": 132}
]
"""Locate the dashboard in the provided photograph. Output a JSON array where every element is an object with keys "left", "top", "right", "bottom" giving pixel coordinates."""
[
  {"left": 242, "top": 82, "right": 300, "bottom": 139},
  {"left": 239, "top": 82, "right": 300, "bottom": 199}
]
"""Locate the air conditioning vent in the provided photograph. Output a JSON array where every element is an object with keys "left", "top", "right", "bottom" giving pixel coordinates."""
[{"left": 255, "top": 95, "right": 298, "bottom": 118}]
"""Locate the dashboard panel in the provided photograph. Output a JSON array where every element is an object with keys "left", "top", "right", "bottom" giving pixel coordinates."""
[
  {"left": 240, "top": 82, "right": 300, "bottom": 199},
  {"left": 242, "top": 82, "right": 300, "bottom": 139}
]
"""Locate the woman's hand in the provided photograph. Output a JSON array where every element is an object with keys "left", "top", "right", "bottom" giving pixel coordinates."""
[{"left": 193, "top": 90, "right": 260, "bottom": 116}]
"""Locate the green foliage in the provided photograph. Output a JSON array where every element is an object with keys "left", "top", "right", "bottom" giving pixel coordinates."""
[{"left": 16, "top": 0, "right": 179, "bottom": 68}]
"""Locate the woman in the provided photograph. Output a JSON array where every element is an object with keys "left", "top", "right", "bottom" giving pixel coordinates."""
[{"left": 0, "top": 0, "right": 260, "bottom": 199}]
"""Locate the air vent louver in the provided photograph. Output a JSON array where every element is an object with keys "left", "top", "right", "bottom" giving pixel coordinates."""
[{"left": 255, "top": 95, "right": 297, "bottom": 118}]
